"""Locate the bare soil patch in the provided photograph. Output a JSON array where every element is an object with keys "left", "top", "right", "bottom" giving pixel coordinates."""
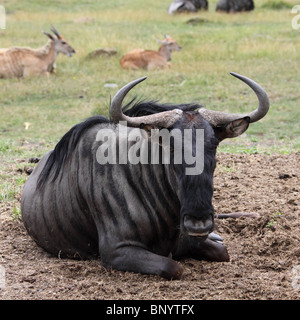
[{"left": 0, "top": 153, "right": 299, "bottom": 300}]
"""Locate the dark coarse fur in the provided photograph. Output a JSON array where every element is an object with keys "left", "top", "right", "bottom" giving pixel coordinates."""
[
  {"left": 37, "top": 115, "right": 110, "bottom": 188},
  {"left": 216, "top": 0, "right": 254, "bottom": 12},
  {"left": 37, "top": 100, "right": 202, "bottom": 188}
]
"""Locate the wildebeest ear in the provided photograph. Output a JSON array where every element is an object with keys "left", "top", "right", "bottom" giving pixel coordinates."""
[{"left": 214, "top": 117, "right": 250, "bottom": 141}]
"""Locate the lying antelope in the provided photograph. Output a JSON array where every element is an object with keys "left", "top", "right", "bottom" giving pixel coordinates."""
[
  {"left": 120, "top": 35, "right": 182, "bottom": 70},
  {"left": 0, "top": 26, "right": 75, "bottom": 78}
]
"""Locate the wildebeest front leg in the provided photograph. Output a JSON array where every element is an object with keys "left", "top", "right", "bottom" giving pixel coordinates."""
[
  {"left": 104, "top": 246, "right": 183, "bottom": 280},
  {"left": 173, "top": 233, "right": 230, "bottom": 262}
]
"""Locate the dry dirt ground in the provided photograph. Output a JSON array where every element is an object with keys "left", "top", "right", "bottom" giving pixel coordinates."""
[{"left": 0, "top": 153, "right": 299, "bottom": 300}]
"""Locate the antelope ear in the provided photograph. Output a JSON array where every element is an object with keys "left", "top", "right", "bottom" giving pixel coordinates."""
[
  {"left": 214, "top": 117, "right": 250, "bottom": 141},
  {"left": 43, "top": 32, "right": 54, "bottom": 40}
]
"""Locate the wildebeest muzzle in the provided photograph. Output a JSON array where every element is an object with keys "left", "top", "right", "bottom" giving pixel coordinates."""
[
  {"left": 182, "top": 213, "right": 214, "bottom": 237},
  {"left": 182, "top": 213, "right": 214, "bottom": 238}
]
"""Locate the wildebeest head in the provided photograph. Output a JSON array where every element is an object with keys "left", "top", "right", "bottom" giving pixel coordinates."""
[{"left": 109, "top": 73, "right": 269, "bottom": 238}]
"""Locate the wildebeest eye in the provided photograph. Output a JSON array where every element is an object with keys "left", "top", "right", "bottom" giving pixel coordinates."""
[{"left": 61, "top": 41, "right": 66, "bottom": 45}]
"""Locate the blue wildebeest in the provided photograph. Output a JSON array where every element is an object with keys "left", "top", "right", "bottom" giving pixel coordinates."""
[
  {"left": 168, "top": 0, "right": 208, "bottom": 14},
  {"left": 216, "top": 0, "right": 254, "bottom": 13},
  {"left": 21, "top": 73, "right": 269, "bottom": 279}
]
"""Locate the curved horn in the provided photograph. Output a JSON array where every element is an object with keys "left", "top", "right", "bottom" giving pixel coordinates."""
[
  {"left": 199, "top": 72, "right": 270, "bottom": 126},
  {"left": 110, "top": 77, "right": 183, "bottom": 128},
  {"left": 51, "top": 25, "right": 61, "bottom": 39}
]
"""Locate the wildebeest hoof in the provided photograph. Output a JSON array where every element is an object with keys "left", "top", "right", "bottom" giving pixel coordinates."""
[
  {"left": 208, "top": 232, "right": 223, "bottom": 243},
  {"left": 164, "top": 262, "right": 183, "bottom": 280},
  {"left": 199, "top": 238, "right": 230, "bottom": 262}
]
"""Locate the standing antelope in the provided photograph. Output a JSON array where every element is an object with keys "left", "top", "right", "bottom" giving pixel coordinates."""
[
  {"left": 0, "top": 26, "right": 76, "bottom": 78},
  {"left": 120, "top": 35, "right": 182, "bottom": 70}
]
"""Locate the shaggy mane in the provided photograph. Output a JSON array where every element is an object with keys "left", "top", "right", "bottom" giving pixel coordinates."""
[
  {"left": 37, "top": 115, "right": 109, "bottom": 188},
  {"left": 122, "top": 99, "right": 200, "bottom": 117}
]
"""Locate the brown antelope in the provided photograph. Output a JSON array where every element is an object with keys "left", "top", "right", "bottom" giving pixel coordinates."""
[
  {"left": 120, "top": 35, "right": 182, "bottom": 70},
  {"left": 0, "top": 26, "right": 75, "bottom": 78}
]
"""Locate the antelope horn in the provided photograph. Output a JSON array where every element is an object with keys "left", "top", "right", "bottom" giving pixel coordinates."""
[
  {"left": 43, "top": 31, "right": 54, "bottom": 40},
  {"left": 199, "top": 72, "right": 270, "bottom": 126},
  {"left": 155, "top": 38, "right": 164, "bottom": 44},
  {"left": 110, "top": 77, "right": 183, "bottom": 128},
  {"left": 51, "top": 25, "right": 61, "bottom": 39}
]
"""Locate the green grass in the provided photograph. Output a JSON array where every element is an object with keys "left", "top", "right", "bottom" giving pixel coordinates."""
[
  {"left": 0, "top": 0, "right": 299, "bottom": 218},
  {"left": 266, "top": 211, "right": 283, "bottom": 231},
  {"left": 262, "top": 1, "right": 293, "bottom": 9},
  {"left": 0, "top": 0, "right": 298, "bottom": 152}
]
